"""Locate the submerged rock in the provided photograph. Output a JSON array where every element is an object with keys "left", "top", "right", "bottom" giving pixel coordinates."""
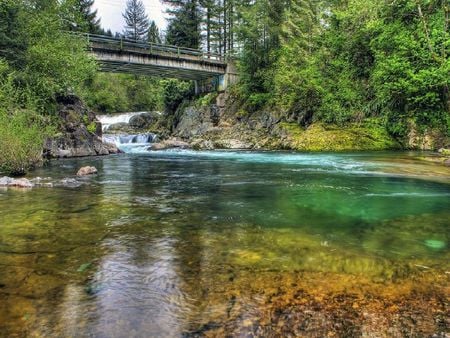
[
  {"left": 0, "top": 177, "right": 14, "bottom": 186},
  {"left": 77, "top": 166, "right": 98, "bottom": 176},
  {"left": 438, "top": 148, "right": 450, "bottom": 156},
  {"left": 0, "top": 177, "right": 34, "bottom": 188}
]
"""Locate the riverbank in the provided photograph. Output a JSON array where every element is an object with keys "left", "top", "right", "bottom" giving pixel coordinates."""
[{"left": 152, "top": 93, "right": 449, "bottom": 153}]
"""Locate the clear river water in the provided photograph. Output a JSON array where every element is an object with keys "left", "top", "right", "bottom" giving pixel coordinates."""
[{"left": 0, "top": 150, "right": 449, "bottom": 337}]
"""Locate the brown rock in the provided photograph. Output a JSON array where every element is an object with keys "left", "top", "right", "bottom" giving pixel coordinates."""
[
  {"left": 77, "top": 166, "right": 98, "bottom": 176},
  {"left": 11, "top": 178, "right": 34, "bottom": 188},
  {"left": 149, "top": 139, "right": 191, "bottom": 151}
]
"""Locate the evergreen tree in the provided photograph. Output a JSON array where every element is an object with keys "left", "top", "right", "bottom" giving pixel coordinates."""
[
  {"left": 75, "top": 0, "right": 101, "bottom": 34},
  {"left": 0, "top": 0, "right": 26, "bottom": 66},
  {"left": 148, "top": 20, "right": 162, "bottom": 43},
  {"left": 122, "top": 0, "right": 149, "bottom": 41},
  {"left": 163, "top": 0, "right": 202, "bottom": 49}
]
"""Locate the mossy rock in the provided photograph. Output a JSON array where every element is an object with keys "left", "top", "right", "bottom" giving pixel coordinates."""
[{"left": 279, "top": 121, "right": 400, "bottom": 151}]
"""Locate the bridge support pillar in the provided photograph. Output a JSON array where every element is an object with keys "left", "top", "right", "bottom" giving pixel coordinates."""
[
  {"left": 224, "top": 61, "right": 239, "bottom": 89},
  {"left": 194, "top": 80, "right": 200, "bottom": 95}
]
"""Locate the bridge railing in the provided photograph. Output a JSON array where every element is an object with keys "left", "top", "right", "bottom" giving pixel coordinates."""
[{"left": 75, "top": 33, "right": 226, "bottom": 63}]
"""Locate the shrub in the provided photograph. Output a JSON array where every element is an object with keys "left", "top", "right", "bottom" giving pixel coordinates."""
[
  {"left": 0, "top": 110, "right": 51, "bottom": 175},
  {"left": 0, "top": 59, "right": 52, "bottom": 175}
]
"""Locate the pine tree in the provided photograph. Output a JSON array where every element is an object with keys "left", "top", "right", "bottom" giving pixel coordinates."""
[
  {"left": 0, "top": 0, "right": 26, "bottom": 66},
  {"left": 148, "top": 20, "right": 162, "bottom": 43},
  {"left": 76, "top": 0, "right": 101, "bottom": 34},
  {"left": 163, "top": 0, "right": 202, "bottom": 49},
  {"left": 122, "top": 0, "right": 150, "bottom": 41}
]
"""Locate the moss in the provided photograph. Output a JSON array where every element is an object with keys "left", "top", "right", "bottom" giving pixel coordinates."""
[
  {"left": 195, "top": 93, "right": 218, "bottom": 108},
  {"left": 87, "top": 122, "right": 97, "bottom": 134},
  {"left": 280, "top": 119, "right": 400, "bottom": 151}
]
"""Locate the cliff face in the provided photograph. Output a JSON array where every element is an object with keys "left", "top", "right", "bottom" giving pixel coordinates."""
[
  {"left": 43, "top": 95, "right": 119, "bottom": 158},
  {"left": 170, "top": 93, "right": 409, "bottom": 151}
]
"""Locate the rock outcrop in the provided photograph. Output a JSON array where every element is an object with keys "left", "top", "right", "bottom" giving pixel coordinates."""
[
  {"left": 149, "top": 139, "right": 191, "bottom": 151},
  {"left": 129, "top": 112, "right": 161, "bottom": 129},
  {"left": 44, "top": 95, "right": 120, "bottom": 158},
  {"left": 169, "top": 93, "right": 406, "bottom": 151}
]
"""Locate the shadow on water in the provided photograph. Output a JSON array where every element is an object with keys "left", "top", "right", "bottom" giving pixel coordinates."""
[{"left": 0, "top": 151, "right": 448, "bottom": 336}]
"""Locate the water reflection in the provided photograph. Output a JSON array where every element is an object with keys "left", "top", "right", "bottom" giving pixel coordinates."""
[{"left": 0, "top": 152, "right": 448, "bottom": 336}]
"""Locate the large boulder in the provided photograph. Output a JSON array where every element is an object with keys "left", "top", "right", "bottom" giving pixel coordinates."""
[
  {"left": 44, "top": 95, "right": 120, "bottom": 158},
  {"left": 129, "top": 112, "right": 160, "bottom": 129}
]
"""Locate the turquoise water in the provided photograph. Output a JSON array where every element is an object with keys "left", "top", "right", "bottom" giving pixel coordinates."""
[{"left": 0, "top": 151, "right": 448, "bottom": 336}]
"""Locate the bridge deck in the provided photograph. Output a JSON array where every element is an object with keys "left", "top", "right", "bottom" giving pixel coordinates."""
[{"left": 86, "top": 34, "right": 228, "bottom": 80}]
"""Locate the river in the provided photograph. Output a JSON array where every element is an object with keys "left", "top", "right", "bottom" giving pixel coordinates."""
[{"left": 0, "top": 150, "right": 449, "bottom": 336}]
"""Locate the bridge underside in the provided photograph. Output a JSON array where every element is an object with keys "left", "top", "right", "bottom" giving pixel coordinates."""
[{"left": 93, "top": 49, "right": 227, "bottom": 81}]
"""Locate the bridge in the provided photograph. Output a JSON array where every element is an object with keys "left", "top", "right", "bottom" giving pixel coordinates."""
[{"left": 84, "top": 34, "right": 238, "bottom": 92}]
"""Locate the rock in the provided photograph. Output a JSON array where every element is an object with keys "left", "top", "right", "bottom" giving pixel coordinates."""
[
  {"left": 149, "top": 139, "right": 191, "bottom": 151},
  {"left": 214, "top": 139, "right": 253, "bottom": 149},
  {"left": 191, "top": 139, "right": 215, "bottom": 150},
  {"left": 174, "top": 106, "right": 216, "bottom": 139},
  {"left": 10, "top": 178, "right": 34, "bottom": 188},
  {"left": 107, "top": 122, "right": 133, "bottom": 133},
  {"left": 59, "top": 178, "right": 82, "bottom": 187},
  {"left": 438, "top": 148, "right": 450, "bottom": 156},
  {"left": 43, "top": 95, "right": 120, "bottom": 159},
  {"left": 77, "top": 166, "right": 98, "bottom": 176},
  {"left": 0, "top": 177, "right": 34, "bottom": 188},
  {"left": 444, "top": 159, "right": 450, "bottom": 167},
  {"left": 0, "top": 177, "right": 14, "bottom": 186},
  {"left": 129, "top": 112, "right": 160, "bottom": 129}
]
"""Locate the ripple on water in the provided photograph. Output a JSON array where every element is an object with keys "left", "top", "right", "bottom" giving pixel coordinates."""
[{"left": 0, "top": 151, "right": 448, "bottom": 336}]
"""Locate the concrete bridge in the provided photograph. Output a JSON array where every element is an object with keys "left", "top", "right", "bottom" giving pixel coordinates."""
[{"left": 85, "top": 34, "right": 238, "bottom": 92}]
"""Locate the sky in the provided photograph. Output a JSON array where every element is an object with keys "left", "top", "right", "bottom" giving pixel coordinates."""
[{"left": 93, "top": 0, "right": 168, "bottom": 34}]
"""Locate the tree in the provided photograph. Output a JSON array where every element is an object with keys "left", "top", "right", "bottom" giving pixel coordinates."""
[
  {"left": 164, "top": 0, "right": 202, "bottom": 48},
  {"left": 148, "top": 20, "right": 162, "bottom": 43},
  {"left": 122, "top": 0, "right": 149, "bottom": 41},
  {"left": 0, "top": 0, "right": 26, "bottom": 67},
  {"left": 75, "top": 0, "right": 101, "bottom": 34}
]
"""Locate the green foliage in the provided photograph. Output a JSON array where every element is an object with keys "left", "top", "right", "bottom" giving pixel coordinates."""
[
  {"left": 0, "top": 60, "right": 52, "bottom": 175},
  {"left": 235, "top": 0, "right": 287, "bottom": 94},
  {"left": 162, "top": 79, "right": 194, "bottom": 113},
  {"left": 0, "top": 1, "right": 97, "bottom": 174},
  {"left": 148, "top": 20, "right": 162, "bottom": 44},
  {"left": 0, "top": 110, "right": 50, "bottom": 175},
  {"left": 0, "top": 0, "right": 97, "bottom": 113},
  {"left": 83, "top": 73, "right": 164, "bottom": 113},
  {"left": 236, "top": 0, "right": 449, "bottom": 142},
  {"left": 164, "top": 0, "right": 202, "bottom": 48},
  {"left": 196, "top": 92, "right": 218, "bottom": 107},
  {"left": 370, "top": 1, "right": 449, "bottom": 133}
]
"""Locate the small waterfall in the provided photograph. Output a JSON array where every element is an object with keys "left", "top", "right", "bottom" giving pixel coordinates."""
[
  {"left": 102, "top": 133, "right": 159, "bottom": 154},
  {"left": 103, "top": 133, "right": 159, "bottom": 145},
  {"left": 98, "top": 112, "right": 159, "bottom": 154}
]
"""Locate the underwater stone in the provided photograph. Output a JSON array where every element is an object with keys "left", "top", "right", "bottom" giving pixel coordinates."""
[
  {"left": 425, "top": 240, "right": 446, "bottom": 250},
  {"left": 77, "top": 166, "right": 98, "bottom": 176}
]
